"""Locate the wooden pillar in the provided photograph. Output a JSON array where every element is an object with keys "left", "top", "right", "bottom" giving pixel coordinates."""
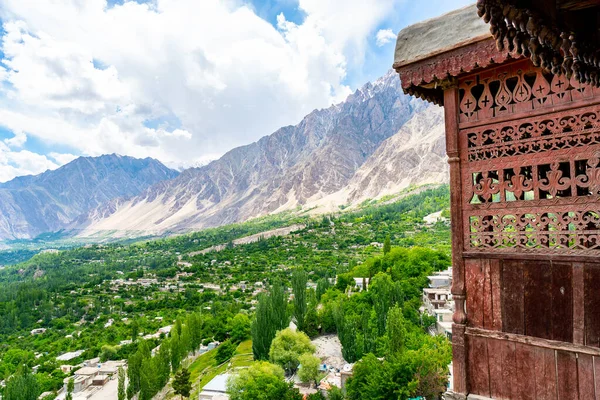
[{"left": 444, "top": 85, "right": 468, "bottom": 396}]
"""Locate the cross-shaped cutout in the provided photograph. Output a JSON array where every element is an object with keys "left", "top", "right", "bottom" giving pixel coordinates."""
[
  {"left": 537, "top": 85, "right": 544, "bottom": 94},
  {"left": 555, "top": 79, "right": 565, "bottom": 89},
  {"left": 465, "top": 99, "right": 473, "bottom": 108},
  {"left": 481, "top": 96, "right": 490, "bottom": 107}
]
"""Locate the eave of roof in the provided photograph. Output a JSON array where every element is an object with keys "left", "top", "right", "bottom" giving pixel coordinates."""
[{"left": 393, "top": 4, "right": 490, "bottom": 68}]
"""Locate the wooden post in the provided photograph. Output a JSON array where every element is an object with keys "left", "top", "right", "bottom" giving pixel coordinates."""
[{"left": 444, "top": 85, "right": 468, "bottom": 397}]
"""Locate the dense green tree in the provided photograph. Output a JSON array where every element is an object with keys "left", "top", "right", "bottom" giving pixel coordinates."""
[
  {"left": 130, "top": 319, "right": 140, "bottom": 342},
  {"left": 170, "top": 330, "right": 182, "bottom": 371},
  {"left": 3, "top": 366, "right": 39, "bottom": 400},
  {"left": 327, "top": 386, "right": 345, "bottom": 400},
  {"left": 251, "top": 282, "right": 288, "bottom": 360},
  {"left": 230, "top": 314, "right": 251, "bottom": 343},
  {"left": 269, "top": 328, "right": 315, "bottom": 375},
  {"left": 118, "top": 367, "right": 126, "bottom": 400},
  {"left": 369, "top": 273, "right": 401, "bottom": 336},
  {"left": 297, "top": 353, "right": 320, "bottom": 385},
  {"left": 173, "top": 368, "right": 192, "bottom": 399},
  {"left": 139, "top": 356, "right": 162, "bottom": 400},
  {"left": 315, "top": 278, "right": 330, "bottom": 301},
  {"left": 227, "top": 362, "right": 299, "bottom": 400},
  {"left": 215, "top": 339, "right": 237, "bottom": 364},
  {"left": 291, "top": 269, "right": 308, "bottom": 332},
  {"left": 156, "top": 340, "right": 172, "bottom": 388},
  {"left": 386, "top": 305, "right": 407, "bottom": 354},
  {"left": 66, "top": 378, "right": 74, "bottom": 400},
  {"left": 383, "top": 235, "right": 391, "bottom": 255},
  {"left": 127, "top": 349, "right": 142, "bottom": 397}
]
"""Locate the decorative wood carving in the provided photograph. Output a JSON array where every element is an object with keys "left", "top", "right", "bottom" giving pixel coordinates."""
[
  {"left": 457, "top": 61, "right": 600, "bottom": 255},
  {"left": 477, "top": 0, "right": 600, "bottom": 87},
  {"left": 394, "top": 38, "right": 513, "bottom": 106}
]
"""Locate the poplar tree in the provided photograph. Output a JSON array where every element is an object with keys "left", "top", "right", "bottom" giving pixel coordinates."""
[
  {"left": 4, "top": 366, "right": 39, "bottom": 400},
  {"left": 291, "top": 269, "right": 308, "bottom": 332},
  {"left": 118, "top": 367, "right": 126, "bottom": 400},
  {"left": 383, "top": 235, "right": 391, "bottom": 255},
  {"left": 251, "top": 281, "right": 288, "bottom": 360}
]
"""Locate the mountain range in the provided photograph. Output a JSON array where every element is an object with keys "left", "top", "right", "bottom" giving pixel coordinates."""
[
  {"left": 0, "top": 70, "right": 449, "bottom": 241},
  {"left": 0, "top": 155, "right": 178, "bottom": 240}
]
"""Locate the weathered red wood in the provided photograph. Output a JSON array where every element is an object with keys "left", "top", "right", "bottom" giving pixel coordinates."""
[
  {"left": 468, "top": 335, "right": 491, "bottom": 397},
  {"left": 524, "top": 260, "right": 553, "bottom": 339},
  {"left": 577, "top": 353, "right": 596, "bottom": 400},
  {"left": 594, "top": 356, "right": 600, "bottom": 399},
  {"left": 534, "top": 346, "right": 558, "bottom": 400},
  {"left": 551, "top": 262, "right": 573, "bottom": 343},
  {"left": 487, "top": 338, "right": 516, "bottom": 399},
  {"left": 490, "top": 258, "right": 503, "bottom": 331},
  {"left": 487, "top": 338, "right": 510, "bottom": 399},
  {"left": 465, "top": 259, "right": 484, "bottom": 328},
  {"left": 502, "top": 260, "right": 525, "bottom": 335},
  {"left": 556, "top": 350, "right": 579, "bottom": 400},
  {"left": 444, "top": 85, "right": 468, "bottom": 395},
  {"left": 394, "top": 37, "right": 512, "bottom": 105},
  {"left": 483, "top": 259, "right": 494, "bottom": 330},
  {"left": 467, "top": 327, "right": 600, "bottom": 357},
  {"left": 585, "top": 264, "right": 600, "bottom": 348},
  {"left": 513, "top": 342, "right": 537, "bottom": 400},
  {"left": 400, "top": 32, "right": 600, "bottom": 398},
  {"left": 573, "top": 262, "right": 585, "bottom": 345}
]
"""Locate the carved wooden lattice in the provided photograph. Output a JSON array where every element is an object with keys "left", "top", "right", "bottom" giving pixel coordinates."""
[{"left": 459, "top": 60, "right": 600, "bottom": 254}]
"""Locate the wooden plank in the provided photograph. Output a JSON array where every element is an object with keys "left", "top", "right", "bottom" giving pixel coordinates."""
[
  {"left": 594, "top": 356, "right": 600, "bottom": 400},
  {"left": 552, "top": 262, "right": 573, "bottom": 343},
  {"left": 466, "top": 259, "right": 485, "bottom": 328},
  {"left": 483, "top": 260, "right": 493, "bottom": 330},
  {"left": 487, "top": 338, "right": 515, "bottom": 399},
  {"left": 502, "top": 260, "right": 525, "bottom": 335},
  {"left": 514, "top": 342, "right": 536, "bottom": 400},
  {"left": 466, "top": 327, "right": 600, "bottom": 357},
  {"left": 534, "top": 346, "right": 557, "bottom": 400},
  {"left": 524, "top": 260, "right": 552, "bottom": 339},
  {"left": 557, "top": 350, "right": 579, "bottom": 400},
  {"left": 578, "top": 353, "right": 595, "bottom": 400},
  {"left": 573, "top": 263, "right": 585, "bottom": 345},
  {"left": 490, "top": 259, "right": 503, "bottom": 331},
  {"left": 468, "top": 335, "right": 491, "bottom": 397},
  {"left": 585, "top": 264, "right": 600, "bottom": 348}
]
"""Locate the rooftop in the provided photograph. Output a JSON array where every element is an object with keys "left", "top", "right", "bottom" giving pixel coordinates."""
[
  {"left": 393, "top": 4, "right": 489, "bottom": 68},
  {"left": 203, "top": 373, "right": 231, "bottom": 393}
]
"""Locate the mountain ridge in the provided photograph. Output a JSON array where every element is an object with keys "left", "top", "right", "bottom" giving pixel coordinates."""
[
  {"left": 71, "top": 70, "right": 447, "bottom": 237},
  {"left": 0, "top": 154, "right": 179, "bottom": 240}
]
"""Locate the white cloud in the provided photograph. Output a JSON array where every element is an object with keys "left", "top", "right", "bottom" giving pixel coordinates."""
[
  {"left": 0, "top": 0, "right": 398, "bottom": 173},
  {"left": 0, "top": 145, "right": 60, "bottom": 182},
  {"left": 49, "top": 152, "right": 78, "bottom": 166},
  {"left": 376, "top": 29, "right": 396, "bottom": 47},
  {"left": 4, "top": 130, "right": 26, "bottom": 148}
]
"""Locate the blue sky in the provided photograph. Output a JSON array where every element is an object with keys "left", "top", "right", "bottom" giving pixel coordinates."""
[{"left": 0, "top": 0, "right": 473, "bottom": 182}]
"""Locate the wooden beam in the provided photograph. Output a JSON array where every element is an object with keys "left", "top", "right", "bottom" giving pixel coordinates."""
[{"left": 466, "top": 327, "right": 600, "bottom": 357}]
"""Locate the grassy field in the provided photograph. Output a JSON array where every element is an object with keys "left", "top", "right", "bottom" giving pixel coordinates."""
[{"left": 189, "top": 340, "right": 254, "bottom": 398}]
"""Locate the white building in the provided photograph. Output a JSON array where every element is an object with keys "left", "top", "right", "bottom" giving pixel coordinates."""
[
  {"left": 421, "top": 268, "right": 454, "bottom": 339},
  {"left": 199, "top": 373, "right": 231, "bottom": 400},
  {"left": 352, "top": 277, "right": 370, "bottom": 292}
]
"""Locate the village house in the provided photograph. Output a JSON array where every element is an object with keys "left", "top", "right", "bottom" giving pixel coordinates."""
[
  {"left": 422, "top": 268, "right": 454, "bottom": 339},
  {"left": 199, "top": 373, "right": 230, "bottom": 400}
]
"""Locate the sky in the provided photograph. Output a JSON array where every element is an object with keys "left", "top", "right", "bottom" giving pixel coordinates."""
[{"left": 0, "top": 0, "right": 472, "bottom": 182}]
